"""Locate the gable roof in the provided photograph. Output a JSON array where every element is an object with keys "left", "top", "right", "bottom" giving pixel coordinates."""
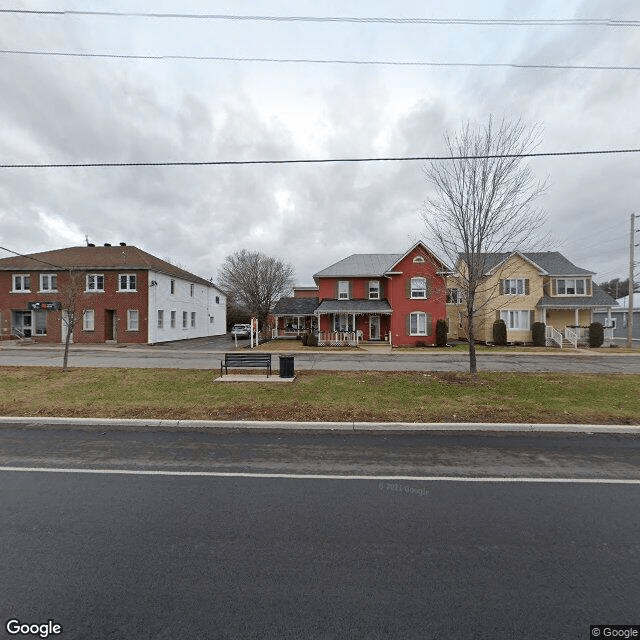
[
  {"left": 459, "top": 251, "right": 595, "bottom": 277},
  {"left": 313, "top": 253, "right": 403, "bottom": 279},
  {"left": 0, "top": 245, "right": 219, "bottom": 289}
]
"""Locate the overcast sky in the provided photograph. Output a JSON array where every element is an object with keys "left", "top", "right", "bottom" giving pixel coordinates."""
[{"left": 1, "top": 0, "right": 638, "bottom": 289}]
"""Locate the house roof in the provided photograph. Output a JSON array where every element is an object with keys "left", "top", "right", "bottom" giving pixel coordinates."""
[
  {"left": 460, "top": 251, "right": 595, "bottom": 277},
  {"left": 313, "top": 253, "right": 403, "bottom": 279},
  {"left": 537, "top": 284, "right": 617, "bottom": 309},
  {"left": 0, "top": 245, "right": 219, "bottom": 289},
  {"left": 315, "top": 299, "right": 393, "bottom": 314},
  {"left": 272, "top": 297, "right": 319, "bottom": 316},
  {"left": 611, "top": 294, "right": 639, "bottom": 311}
]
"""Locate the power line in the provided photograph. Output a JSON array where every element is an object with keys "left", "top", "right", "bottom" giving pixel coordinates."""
[
  {"left": 1, "top": 49, "right": 638, "bottom": 71},
  {"left": 1, "top": 10, "right": 638, "bottom": 27},
  {"left": 1, "top": 148, "right": 640, "bottom": 169}
]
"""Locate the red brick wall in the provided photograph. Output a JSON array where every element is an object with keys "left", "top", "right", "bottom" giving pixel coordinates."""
[
  {"left": 293, "top": 288, "right": 319, "bottom": 298},
  {"left": 0, "top": 269, "right": 149, "bottom": 344}
]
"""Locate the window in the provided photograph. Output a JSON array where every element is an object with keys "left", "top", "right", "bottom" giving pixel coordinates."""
[
  {"left": 83, "top": 310, "right": 95, "bottom": 331},
  {"left": 500, "top": 310, "right": 531, "bottom": 330},
  {"left": 12, "top": 274, "right": 30, "bottom": 292},
  {"left": 503, "top": 279, "right": 526, "bottom": 295},
  {"left": 34, "top": 310, "right": 47, "bottom": 335},
  {"left": 170, "top": 311, "right": 176, "bottom": 328},
  {"left": 410, "top": 277, "right": 427, "bottom": 299},
  {"left": 338, "top": 281, "right": 350, "bottom": 300},
  {"left": 191, "top": 312, "right": 196, "bottom": 328},
  {"left": 413, "top": 256, "right": 425, "bottom": 263},
  {"left": 447, "top": 288, "right": 463, "bottom": 304},
  {"left": 157, "top": 310, "right": 164, "bottom": 329},
  {"left": 190, "top": 284, "right": 195, "bottom": 297},
  {"left": 215, "top": 296, "right": 220, "bottom": 304},
  {"left": 170, "top": 279, "right": 175, "bottom": 294},
  {"left": 127, "top": 310, "right": 139, "bottom": 331},
  {"left": 40, "top": 274, "right": 57, "bottom": 292},
  {"left": 333, "top": 314, "right": 354, "bottom": 331},
  {"left": 556, "top": 278, "right": 586, "bottom": 295},
  {"left": 182, "top": 311, "right": 188, "bottom": 328},
  {"left": 369, "top": 280, "right": 380, "bottom": 300},
  {"left": 86, "top": 274, "right": 104, "bottom": 292},
  {"left": 118, "top": 274, "right": 137, "bottom": 291},
  {"left": 409, "top": 312, "right": 432, "bottom": 335}
]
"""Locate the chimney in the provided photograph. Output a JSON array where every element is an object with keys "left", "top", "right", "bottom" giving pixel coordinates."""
[
  {"left": 120, "top": 242, "right": 127, "bottom": 246},
  {"left": 104, "top": 243, "right": 111, "bottom": 247}
]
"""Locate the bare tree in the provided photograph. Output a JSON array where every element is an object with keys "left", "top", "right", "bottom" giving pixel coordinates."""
[
  {"left": 59, "top": 268, "right": 87, "bottom": 371},
  {"left": 218, "top": 250, "right": 295, "bottom": 326},
  {"left": 422, "top": 116, "right": 547, "bottom": 375}
]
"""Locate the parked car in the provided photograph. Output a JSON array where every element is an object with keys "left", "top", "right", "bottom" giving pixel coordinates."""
[{"left": 230, "top": 324, "right": 251, "bottom": 339}]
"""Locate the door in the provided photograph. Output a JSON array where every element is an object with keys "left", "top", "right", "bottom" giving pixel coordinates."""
[
  {"left": 105, "top": 310, "right": 116, "bottom": 341},
  {"left": 61, "top": 311, "right": 73, "bottom": 343},
  {"left": 369, "top": 315, "right": 380, "bottom": 340},
  {"left": 13, "top": 311, "right": 32, "bottom": 338}
]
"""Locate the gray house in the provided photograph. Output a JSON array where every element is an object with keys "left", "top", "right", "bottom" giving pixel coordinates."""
[{"left": 594, "top": 295, "right": 640, "bottom": 344}]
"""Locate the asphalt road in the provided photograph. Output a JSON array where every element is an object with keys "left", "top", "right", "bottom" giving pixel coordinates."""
[
  {"left": 2, "top": 428, "right": 639, "bottom": 639},
  {"left": 2, "top": 341, "right": 640, "bottom": 372}
]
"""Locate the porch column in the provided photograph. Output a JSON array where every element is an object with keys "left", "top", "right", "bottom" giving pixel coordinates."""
[
  {"left": 541, "top": 308, "right": 546, "bottom": 324},
  {"left": 574, "top": 308, "right": 579, "bottom": 326},
  {"left": 352, "top": 313, "right": 356, "bottom": 334}
]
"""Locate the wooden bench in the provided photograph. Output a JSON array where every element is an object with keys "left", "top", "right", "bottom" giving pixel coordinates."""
[{"left": 220, "top": 353, "right": 272, "bottom": 377}]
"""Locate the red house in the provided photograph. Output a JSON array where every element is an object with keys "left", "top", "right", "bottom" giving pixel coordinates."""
[{"left": 310, "top": 242, "right": 448, "bottom": 347}]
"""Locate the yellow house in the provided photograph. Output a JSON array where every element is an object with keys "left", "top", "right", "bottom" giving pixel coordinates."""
[{"left": 446, "top": 252, "right": 617, "bottom": 346}]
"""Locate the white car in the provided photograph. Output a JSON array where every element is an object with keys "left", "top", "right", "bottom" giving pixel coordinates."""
[{"left": 230, "top": 324, "right": 251, "bottom": 339}]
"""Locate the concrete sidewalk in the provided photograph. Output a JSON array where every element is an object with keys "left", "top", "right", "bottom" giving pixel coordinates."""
[{"left": 0, "top": 416, "right": 638, "bottom": 434}]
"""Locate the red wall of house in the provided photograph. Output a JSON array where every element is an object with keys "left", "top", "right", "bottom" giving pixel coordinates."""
[
  {"left": 0, "top": 270, "right": 149, "bottom": 344},
  {"left": 315, "top": 246, "right": 447, "bottom": 345}
]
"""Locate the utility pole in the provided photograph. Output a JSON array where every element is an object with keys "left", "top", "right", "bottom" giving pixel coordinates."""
[{"left": 628, "top": 213, "right": 637, "bottom": 348}]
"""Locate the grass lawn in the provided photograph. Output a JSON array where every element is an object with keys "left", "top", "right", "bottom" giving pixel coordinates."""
[{"left": 0, "top": 367, "right": 638, "bottom": 424}]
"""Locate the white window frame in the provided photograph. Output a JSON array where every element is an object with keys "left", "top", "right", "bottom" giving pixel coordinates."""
[
  {"left": 410, "top": 311, "right": 427, "bottom": 335},
  {"left": 338, "top": 281, "right": 350, "bottom": 300},
  {"left": 190, "top": 312, "right": 196, "bottom": 328},
  {"left": 170, "top": 311, "right": 176, "bottom": 328},
  {"left": 333, "top": 314, "right": 354, "bottom": 332},
  {"left": 447, "top": 288, "right": 463, "bottom": 304},
  {"left": 83, "top": 309, "right": 95, "bottom": 331},
  {"left": 34, "top": 310, "right": 47, "bottom": 335},
  {"left": 369, "top": 280, "right": 380, "bottom": 300},
  {"left": 190, "top": 284, "right": 195, "bottom": 297},
  {"left": 170, "top": 279, "right": 175, "bottom": 294},
  {"left": 182, "top": 311, "right": 188, "bottom": 328},
  {"left": 215, "top": 296, "right": 220, "bottom": 304},
  {"left": 410, "top": 277, "right": 427, "bottom": 299},
  {"left": 127, "top": 310, "right": 139, "bottom": 331},
  {"left": 86, "top": 274, "right": 105, "bottom": 292},
  {"left": 500, "top": 309, "right": 531, "bottom": 330},
  {"left": 39, "top": 274, "right": 58, "bottom": 292},
  {"left": 556, "top": 278, "right": 586, "bottom": 296},
  {"left": 157, "top": 310, "right": 164, "bottom": 329},
  {"left": 118, "top": 274, "right": 137, "bottom": 292},
  {"left": 504, "top": 278, "right": 526, "bottom": 295},
  {"left": 12, "top": 274, "right": 31, "bottom": 292}
]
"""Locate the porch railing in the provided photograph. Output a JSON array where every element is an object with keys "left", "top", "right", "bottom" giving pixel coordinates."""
[
  {"left": 317, "top": 331, "right": 358, "bottom": 347},
  {"left": 546, "top": 326, "right": 563, "bottom": 348},
  {"left": 564, "top": 327, "right": 579, "bottom": 349}
]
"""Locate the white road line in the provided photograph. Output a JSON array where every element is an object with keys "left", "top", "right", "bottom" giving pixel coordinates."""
[{"left": 0, "top": 466, "right": 639, "bottom": 483}]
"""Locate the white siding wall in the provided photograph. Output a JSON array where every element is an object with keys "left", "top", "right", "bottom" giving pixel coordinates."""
[{"left": 147, "top": 271, "right": 226, "bottom": 344}]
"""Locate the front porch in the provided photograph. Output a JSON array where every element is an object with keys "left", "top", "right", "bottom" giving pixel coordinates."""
[{"left": 315, "top": 299, "right": 394, "bottom": 346}]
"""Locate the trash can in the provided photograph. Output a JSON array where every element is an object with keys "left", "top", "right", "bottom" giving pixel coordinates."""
[{"left": 279, "top": 355, "right": 295, "bottom": 378}]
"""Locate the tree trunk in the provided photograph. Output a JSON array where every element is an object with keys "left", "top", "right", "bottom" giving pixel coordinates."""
[
  {"left": 62, "top": 317, "right": 73, "bottom": 372},
  {"left": 467, "top": 313, "right": 478, "bottom": 378}
]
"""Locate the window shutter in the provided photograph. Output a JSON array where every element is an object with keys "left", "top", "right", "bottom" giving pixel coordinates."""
[
  {"left": 426, "top": 314, "right": 433, "bottom": 336},
  {"left": 425, "top": 279, "right": 432, "bottom": 300},
  {"left": 499, "top": 280, "right": 504, "bottom": 295},
  {"left": 379, "top": 280, "right": 384, "bottom": 299},
  {"left": 405, "top": 314, "right": 411, "bottom": 335},
  {"left": 525, "top": 279, "right": 530, "bottom": 295},
  {"left": 496, "top": 310, "right": 501, "bottom": 322},
  {"left": 530, "top": 310, "right": 535, "bottom": 327},
  {"left": 405, "top": 279, "right": 411, "bottom": 298},
  {"left": 335, "top": 281, "right": 339, "bottom": 299},
  {"left": 587, "top": 279, "right": 592, "bottom": 296},
  {"left": 348, "top": 281, "right": 352, "bottom": 300},
  {"left": 551, "top": 279, "right": 556, "bottom": 296}
]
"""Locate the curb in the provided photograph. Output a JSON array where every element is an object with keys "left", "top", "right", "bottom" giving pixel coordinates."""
[{"left": 0, "top": 417, "right": 638, "bottom": 434}]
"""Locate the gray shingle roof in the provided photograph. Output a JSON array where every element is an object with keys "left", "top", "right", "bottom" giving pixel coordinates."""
[
  {"left": 272, "top": 297, "right": 319, "bottom": 315},
  {"left": 313, "top": 254, "right": 403, "bottom": 278},
  {"left": 462, "top": 251, "right": 595, "bottom": 276},
  {"left": 315, "top": 299, "right": 393, "bottom": 314}
]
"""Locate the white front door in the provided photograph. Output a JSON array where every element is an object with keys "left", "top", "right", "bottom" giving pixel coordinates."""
[
  {"left": 61, "top": 311, "right": 73, "bottom": 343},
  {"left": 369, "top": 315, "right": 380, "bottom": 340}
]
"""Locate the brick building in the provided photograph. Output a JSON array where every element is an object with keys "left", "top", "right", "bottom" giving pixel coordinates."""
[{"left": 0, "top": 244, "right": 226, "bottom": 344}]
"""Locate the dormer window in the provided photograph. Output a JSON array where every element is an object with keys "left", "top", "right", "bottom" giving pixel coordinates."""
[{"left": 556, "top": 278, "right": 586, "bottom": 295}]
